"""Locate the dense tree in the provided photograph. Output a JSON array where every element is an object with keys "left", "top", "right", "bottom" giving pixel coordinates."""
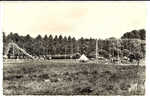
[
  {"left": 99, "top": 49, "right": 109, "bottom": 58},
  {"left": 13, "top": 33, "right": 20, "bottom": 43},
  {"left": 122, "top": 49, "right": 130, "bottom": 57},
  {"left": 24, "top": 34, "right": 33, "bottom": 55},
  {"left": 3, "top": 28, "right": 146, "bottom": 60},
  {"left": 3, "top": 32, "right": 6, "bottom": 43},
  {"left": 139, "top": 29, "right": 146, "bottom": 40},
  {"left": 121, "top": 29, "right": 146, "bottom": 40},
  {"left": 78, "top": 37, "right": 86, "bottom": 54},
  {"left": 33, "top": 35, "right": 43, "bottom": 56},
  {"left": 7, "top": 32, "right": 14, "bottom": 43},
  {"left": 62, "top": 36, "right": 68, "bottom": 55},
  {"left": 3, "top": 32, "right": 6, "bottom": 55},
  {"left": 43, "top": 35, "right": 49, "bottom": 55},
  {"left": 48, "top": 34, "right": 53, "bottom": 55}
]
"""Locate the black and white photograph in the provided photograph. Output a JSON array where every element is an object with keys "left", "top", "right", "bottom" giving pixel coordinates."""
[{"left": 1, "top": 1, "right": 147, "bottom": 96}]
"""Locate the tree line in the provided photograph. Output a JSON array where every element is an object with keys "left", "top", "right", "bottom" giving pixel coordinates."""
[
  {"left": 121, "top": 29, "right": 145, "bottom": 40},
  {"left": 3, "top": 29, "right": 146, "bottom": 59}
]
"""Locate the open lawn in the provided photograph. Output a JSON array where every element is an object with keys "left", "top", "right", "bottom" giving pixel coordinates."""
[{"left": 3, "top": 59, "right": 145, "bottom": 95}]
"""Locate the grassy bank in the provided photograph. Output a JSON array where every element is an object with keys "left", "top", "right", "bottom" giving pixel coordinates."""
[{"left": 3, "top": 60, "right": 145, "bottom": 95}]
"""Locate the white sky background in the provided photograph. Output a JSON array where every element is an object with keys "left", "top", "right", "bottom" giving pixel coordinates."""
[{"left": 1, "top": 2, "right": 147, "bottom": 39}]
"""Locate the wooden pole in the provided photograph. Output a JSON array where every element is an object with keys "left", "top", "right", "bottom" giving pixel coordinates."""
[{"left": 12, "top": 41, "right": 14, "bottom": 58}]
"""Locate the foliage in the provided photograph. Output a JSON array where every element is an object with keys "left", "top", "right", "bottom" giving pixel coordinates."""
[
  {"left": 121, "top": 29, "right": 146, "bottom": 40},
  {"left": 3, "top": 29, "right": 145, "bottom": 59}
]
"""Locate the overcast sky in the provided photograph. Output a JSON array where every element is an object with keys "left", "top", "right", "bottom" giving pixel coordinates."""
[{"left": 1, "top": 2, "right": 147, "bottom": 39}]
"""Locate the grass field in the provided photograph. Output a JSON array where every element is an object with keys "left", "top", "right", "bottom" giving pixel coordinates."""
[{"left": 3, "top": 59, "right": 145, "bottom": 95}]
